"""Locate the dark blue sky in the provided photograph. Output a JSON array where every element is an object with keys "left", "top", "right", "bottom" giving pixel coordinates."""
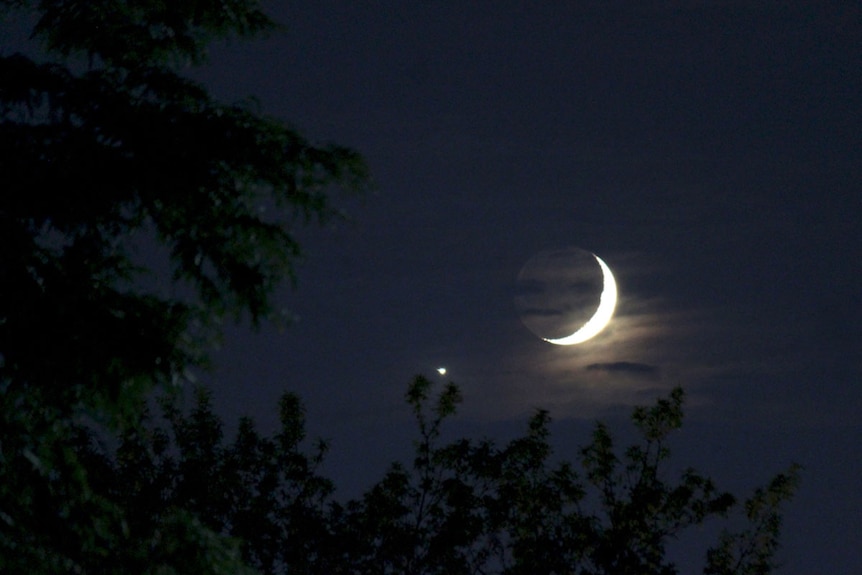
[
  {"left": 183, "top": 2, "right": 862, "bottom": 572},
  {"left": 7, "top": 1, "right": 859, "bottom": 572},
  {"left": 180, "top": 3, "right": 862, "bottom": 572}
]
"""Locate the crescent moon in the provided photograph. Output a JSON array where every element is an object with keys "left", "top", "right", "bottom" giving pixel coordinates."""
[{"left": 544, "top": 254, "right": 617, "bottom": 345}]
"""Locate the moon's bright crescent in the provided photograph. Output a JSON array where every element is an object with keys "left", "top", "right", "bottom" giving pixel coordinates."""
[{"left": 544, "top": 254, "right": 617, "bottom": 345}]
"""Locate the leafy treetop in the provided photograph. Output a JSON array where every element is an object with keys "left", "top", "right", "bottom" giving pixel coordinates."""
[
  {"left": 0, "top": 0, "right": 370, "bottom": 421},
  {"left": 17, "top": 378, "right": 792, "bottom": 575}
]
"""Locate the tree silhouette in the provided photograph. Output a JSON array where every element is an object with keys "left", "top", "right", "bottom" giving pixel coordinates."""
[
  {"left": 106, "top": 388, "right": 334, "bottom": 574},
  {"left": 1, "top": 1, "right": 366, "bottom": 570},
  {"left": 330, "top": 377, "right": 799, "bottom": 575},
  {"left": 49, "top": 377, "right": 796, "bottom": 574},
  {"left": 1, "top": 0, "right": 369, "bottom": 420}
]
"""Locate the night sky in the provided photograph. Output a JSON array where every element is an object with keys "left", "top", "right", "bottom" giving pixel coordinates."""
[
  {"left": 193, "top": 3, "right": 861, "bottom": 572},
  {"left": 9, "top": 1, "right": 861, "bottom": 572}
]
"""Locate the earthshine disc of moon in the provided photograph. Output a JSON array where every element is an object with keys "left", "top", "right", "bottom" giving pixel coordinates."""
[{"left": 514, "top": 247, "right": 618, "bottom": 345}]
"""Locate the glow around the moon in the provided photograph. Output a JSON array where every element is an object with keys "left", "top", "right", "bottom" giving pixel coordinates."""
[{"left": 543, "top": 254, "right": 617, "bottom": 345}]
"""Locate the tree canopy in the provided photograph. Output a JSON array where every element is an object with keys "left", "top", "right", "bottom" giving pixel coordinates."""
[
  {"left": 2, "top": 374, "right": 799, "bottom": 574},
  {"left": 0, "top": 0, "right": 369, "bottom": 421},
  {"left": 1, "top": 1, "right": 367, "bottom": 570}
]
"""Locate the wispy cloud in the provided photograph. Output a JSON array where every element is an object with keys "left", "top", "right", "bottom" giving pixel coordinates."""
[{"left": 585, "top": 361, "right": 661, "bottom": 379}]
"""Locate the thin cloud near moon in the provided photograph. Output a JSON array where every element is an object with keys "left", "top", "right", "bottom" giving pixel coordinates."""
[
  {"left": 460, "top": 249, "right": 825, "bottom": 424},
  {"left": 520, "top": 307, "right": 565, "bottom": 318},
  {"left": 585, "top": 361, "right": 661, "bottom": 380},
  {"left": 452, "top": 252, "right": 685, "bottom": 421}
]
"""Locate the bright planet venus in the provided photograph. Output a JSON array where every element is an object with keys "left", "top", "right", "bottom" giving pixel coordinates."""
[{"left": 515, "top": 247, "right": 617, "bottom": 345}]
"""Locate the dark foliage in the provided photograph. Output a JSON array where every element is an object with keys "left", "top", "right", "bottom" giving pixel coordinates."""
[
  {"left": 327, "top": 377, "right": 799, "bottom": 575},
  {"left": 18, "top": 378, "right": 794, "bottom": 574},
  {"left": 1, "top": 1, "right": 367, "bottom": 570},
  {"left": 0, "top": 0, "right": 369, "bottom": 421}
]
